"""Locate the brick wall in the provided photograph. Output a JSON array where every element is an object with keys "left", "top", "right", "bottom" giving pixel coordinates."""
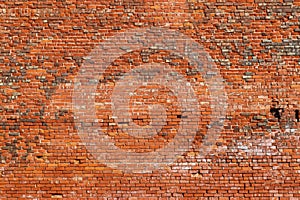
[{"left": 0, "top": 0, "right": 300, "bottom": 199}]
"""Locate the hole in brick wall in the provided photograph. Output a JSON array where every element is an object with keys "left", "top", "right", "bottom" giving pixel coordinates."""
[
  {"left": 270, "top": 107, "right": 284, "bottom": 121},
  {"left": 295, "top": 110, "right": 299, "bottom": 122},
  {"left": 161, "top": 132, "right": 168, "bottom": 136}
]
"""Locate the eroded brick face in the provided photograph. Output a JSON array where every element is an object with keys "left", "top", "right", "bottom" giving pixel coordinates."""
[{"left": 0, "top": 0, "right": 300, "bottom": 199}]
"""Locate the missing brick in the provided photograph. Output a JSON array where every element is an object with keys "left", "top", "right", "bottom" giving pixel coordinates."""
[
  {"left": 270, "top": 107, "right": 284, "bottom": 121},
  {"left": 295, "top": 109, "right": 299, "bottom": 122}
]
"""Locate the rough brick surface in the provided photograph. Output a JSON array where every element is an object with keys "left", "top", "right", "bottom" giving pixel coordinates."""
[{"left": 0, "top": 0, "right": 300, "bottom": 199}]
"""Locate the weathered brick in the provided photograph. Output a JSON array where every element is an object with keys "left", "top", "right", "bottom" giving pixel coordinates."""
[{"left": 0, "top": 0, "right": 299, "bottom": 199}]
